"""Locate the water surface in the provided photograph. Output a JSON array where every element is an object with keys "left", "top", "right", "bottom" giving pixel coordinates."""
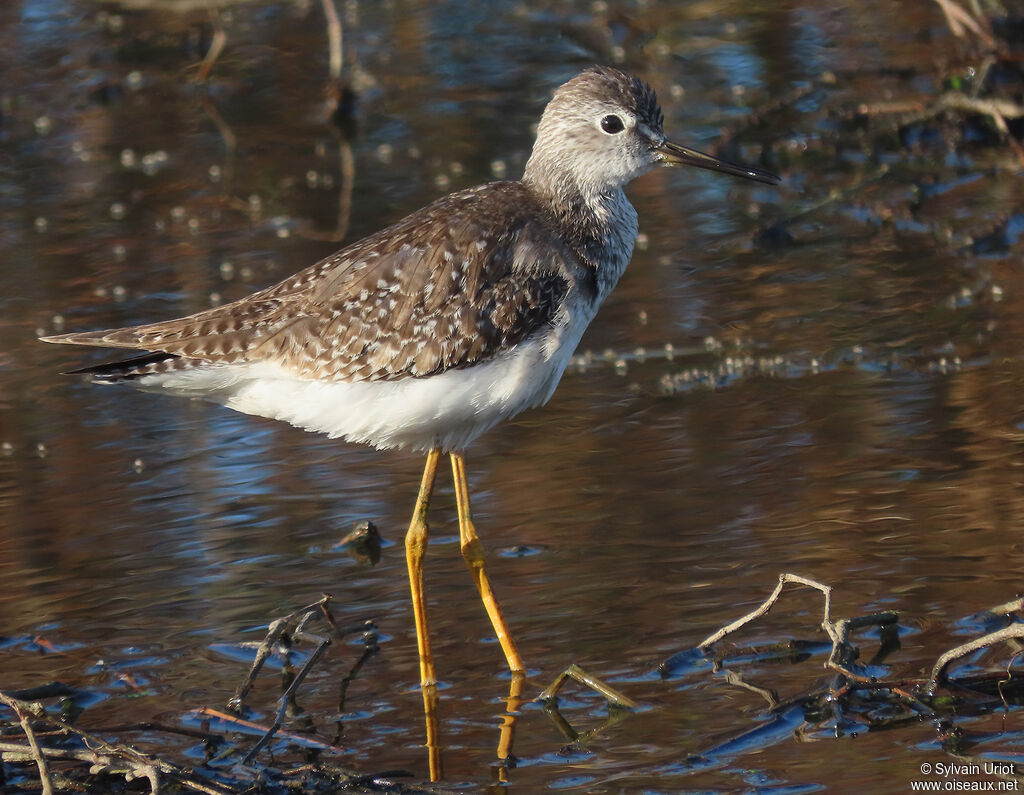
[{"left": 3, "top": 1, "right": 1024, "bottom": 791}]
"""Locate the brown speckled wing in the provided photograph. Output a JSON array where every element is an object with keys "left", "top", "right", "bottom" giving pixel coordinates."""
[{"left": 44, "top": 182, "right": 579, "bottom": 383}]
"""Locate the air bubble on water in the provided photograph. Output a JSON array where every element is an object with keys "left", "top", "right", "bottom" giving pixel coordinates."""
[
  {"left": 270, "top": 216, "right": 293, "bottom": 238},
  {"left": 141, "top": 150, "right": 168, "bottom": 175}
]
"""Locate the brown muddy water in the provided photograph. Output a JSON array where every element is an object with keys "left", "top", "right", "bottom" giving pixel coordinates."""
[{"left": 3, "top": 1, "right": 1024, "bottom": 792}]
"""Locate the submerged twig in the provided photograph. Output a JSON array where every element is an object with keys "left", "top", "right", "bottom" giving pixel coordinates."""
[
  {"left": 0, "top": 696, "right": 235, "bottom": 795},
  {"left": 223, "top": 596, "right": 377, "bottom": 764},
  {"left": 196, "top": 10, "right": 228, "bottom": 83},
  {"left": 321, "top": 0, "right": 343, "bottom": 83},
  {"left": 723, "top": 670, "right": 779, "bottom": 709},
  {"left": 697, "top": 573, "right": 899, "bottom": 685},
  {"left": 698, "top": 573, "right": 832, "bottom": 651},
  {"left": 689, "top": 574, "right": 1024, "bottom": 728},
  {"left": 0, "top": 693, "right": 54, "bottom": 795},
  {"left": 928, "top": 623, "right": 1024, "bottom": 692},
  {"left": 986, "top": 597, "right": 1024, "bottom": 617},
  {"left": 538, "top": 663, "right": 636, "bottom": 709},
  {"left": 228, "top": 594, "right": 334, "bottom": 712},
  {"left": 932, "top": 0, "right": 998, "bottom": 50},
  {"left": 242, "top": 633, "right": 333, "bottom": 763},
  {"left": 859, "top": 90, "right": 1024, "bottom": 168},
  {"left": 337, "top": 623, "right": 379, "bottom": 716}
]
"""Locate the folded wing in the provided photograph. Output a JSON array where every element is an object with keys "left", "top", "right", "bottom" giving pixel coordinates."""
[{"left": 42, "top": 183, "right": 582, "bottom": 383}]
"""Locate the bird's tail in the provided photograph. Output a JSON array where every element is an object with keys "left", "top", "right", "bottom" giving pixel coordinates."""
[{"left": 58, "top": 351, "right": 183, "bottom": 383}]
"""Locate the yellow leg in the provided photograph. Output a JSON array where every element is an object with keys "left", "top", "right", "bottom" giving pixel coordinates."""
[
  {"left": 406, "top": 449, "right": 441, "bottom": 686},
  {"left": 496, "top": 671, "right": 525, "bottom": 780},
  {"left": 421, "top": 683, "right": 443, "bottom": 782},
  {"left": 450, "top": 452, "right": 526, "bottom": 674}
]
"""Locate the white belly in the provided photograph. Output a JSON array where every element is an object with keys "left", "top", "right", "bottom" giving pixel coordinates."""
[{"left": 134, "top": 299, "right": 597, "bottom": 452}]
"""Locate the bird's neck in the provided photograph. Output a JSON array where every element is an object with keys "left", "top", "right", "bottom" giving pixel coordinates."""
[{"left": 523, "top": 168, "right": 638, "bottom": 294}]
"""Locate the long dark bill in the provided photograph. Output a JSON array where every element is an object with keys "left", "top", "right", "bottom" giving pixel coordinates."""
[{"left": 657, "top": 140, "right": 780, "bottom": 185}]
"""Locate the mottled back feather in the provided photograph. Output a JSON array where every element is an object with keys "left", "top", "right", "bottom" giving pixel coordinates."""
[{"left": 46, "top": 181, "right": 591, "bottom": 383}]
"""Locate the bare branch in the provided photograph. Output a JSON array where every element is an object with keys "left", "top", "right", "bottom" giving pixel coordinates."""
[
  {"left": 928, "top": 623, "right": 1024, "bottom": 691},
  {"left": 697, "top": 573, "right": 834, "bottom": 651},
  {"left": 0, "top": 694, "right": 54, "bottom": 795}
]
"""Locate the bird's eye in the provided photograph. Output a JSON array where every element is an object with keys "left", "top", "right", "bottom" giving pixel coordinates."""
[{"left": 600, "top": 114, "right": 625, "bottom": 134}]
